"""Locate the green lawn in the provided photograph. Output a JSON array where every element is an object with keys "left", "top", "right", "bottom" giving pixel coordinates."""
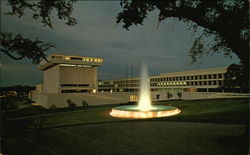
[{"left": 2, "top": 98, "right": 249, "bottom": 155}]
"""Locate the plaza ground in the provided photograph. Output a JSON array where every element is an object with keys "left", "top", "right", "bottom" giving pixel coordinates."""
[{"left": 2, "top": 98, "right": 249, "bottom": 155}]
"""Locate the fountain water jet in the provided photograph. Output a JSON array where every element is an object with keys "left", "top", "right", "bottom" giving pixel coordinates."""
[
  {"left": 110, "top": 63, "right": 181, "bottom": 118},
  {"left": 137, "top": 63, "right": 152, "bottom": 111}
]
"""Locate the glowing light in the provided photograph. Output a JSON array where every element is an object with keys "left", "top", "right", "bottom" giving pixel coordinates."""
[
  {"left": 137, "top": 63, "right": 152, "bottom": 111},
  {"left": 110, "top": 107, "right": 181, "bottom": 119},
  {"left": 65, "top": 57, "right": 70, "bottom": 60},
  {"left": 60, "top": 64, "right": 76, "bottom": 67},
  {"left": 109, "top": 63, "right": 181, "bottom": 119}
]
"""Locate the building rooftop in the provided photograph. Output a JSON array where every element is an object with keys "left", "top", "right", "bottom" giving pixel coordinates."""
[
  {"left": 158, "top": 67, "right": 227, "bottom": 77},
  {"left": 38, "top": 54, "right": 104, "bottom": 70},
  {"left": 101, "top": 67, "right": 227, "bottom": 82}
]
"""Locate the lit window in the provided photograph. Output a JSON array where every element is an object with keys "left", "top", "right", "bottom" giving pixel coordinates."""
[
  {"left": 86, "top": 58, "right": 89, "bottom": 61},
  {"left": 65, "top": 57, "right": 70, "bottom": 60}
]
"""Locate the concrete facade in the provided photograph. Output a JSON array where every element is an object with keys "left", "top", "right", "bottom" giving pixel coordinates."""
[
  {"left": 98, "top": 67, "right": 228, "bottom": 93},
  {"left": 30, "top": 54, "right": 104, "bottom": 108},
  {"left": 38, "top": 54, "right": 103, "bottom": 94},
  {"left": 30, "top": 55, "right": 248, "bottom": 109}
]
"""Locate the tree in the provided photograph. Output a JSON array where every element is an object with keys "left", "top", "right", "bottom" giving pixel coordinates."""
[
  {"left": 1, "top": 0, "right": 77, "bottom": 64},
  {"left": 177, "top": 92, "right": 182, "bottom": 99},
  {"left": 0, "top": 33, "right": 54, "bottom": 64},
  {"left": 223, "top": 63, "right": 248, "bottom": 92},
  {"left": 167, "top": 92, "right": 172, "bottom": 99},
  {"left": 116, "top": 0, "right": 249, "bottom": 92},
  {"left": 67, "top": 99, "right": 77, "bottom": 109}
]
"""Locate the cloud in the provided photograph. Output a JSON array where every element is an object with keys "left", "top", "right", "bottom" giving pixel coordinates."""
[{"left": 1, "top": 1, "right": 240, "bottom": 86}]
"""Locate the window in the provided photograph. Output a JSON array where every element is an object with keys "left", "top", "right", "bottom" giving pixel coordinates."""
[
  {"left": 208, "top": 75, "right": 212, "bottom": 79},
  {"left": 218, "top": 80, "right": 223, "bottom": 85},
  {"left": 213, "top": 81, "right": 217, "bottom": 85},
  {"left": 199, "top": 81, "right": 202, "bottom": 85},
  {"left": 203, "top": 75, "right": 207, "bottom": 79},
  {"left": 208, "top": 81, "right": 212, "bottom": 85},
  {"left": 191, "top": 76, "right": 193, "bottom": 80},
  {"left": 191, "top": 81, "right": 194, "bottom": 86},
  {"left": 218, "top": 74, "right": 222, "bottom": 78},
  {"left": 195, "top": 81, "right": 198, "bottom": 85},
  {"left": 203, "top": 81, "right": 207, "bottom": 85},
  {"left": 70, "top": 57, "right": 82, "bottom": 60},
  {"left": 195, "top": 76, "right": 198, "bottom": 80},
  {"left": 187, "top": 76, "right": 189, "bottom": 80},
  {"left": 213, "top": 74, "right": 217, "bottom": 79},
  {"left": 52, "top": 56, "right": 62, "bottom": 59},
  {"left": 183, "top": 76, "right": 186, "bottom": 80},
  {"left": 199, "top": 75, "right": 202, "bottom": 79}
]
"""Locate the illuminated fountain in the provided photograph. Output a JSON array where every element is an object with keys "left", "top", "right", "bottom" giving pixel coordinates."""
[{"left": 110, "top": 63, "right": 181, "bottom": 118}]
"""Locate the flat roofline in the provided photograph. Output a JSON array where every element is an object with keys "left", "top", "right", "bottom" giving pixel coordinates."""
[
  {"left": 99, "top": 67, "right": 227, "bottom": 82},
  {"left": 49, "top": 54, "right": 103, "bottom": 59},
  {"left": 158, "top": 67, "right": 227, "bottom": 77},
  {"left": 38, "top": 54, "right": 104, "bottom": 70}
]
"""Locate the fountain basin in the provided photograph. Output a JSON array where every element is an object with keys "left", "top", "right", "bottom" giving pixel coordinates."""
[{"left": 110, "top": 105, "right": 181, "bottom": 119}]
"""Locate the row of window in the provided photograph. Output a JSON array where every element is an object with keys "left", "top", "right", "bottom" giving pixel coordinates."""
[
  {"left": 153, "top": 80, "right": 223, "bottom": 86},
  {"left": 61, "top": 84, "right": 93, "bottom": 87},
  {"left": 150, "top": 74, "right": 223, "bottom": 82},
  {"left": 99, "top": 73, "right": 224, "bottom": 85},
  {"left": 51, "top": 55, "right": 103, "bottom": 63},
  {"left": 99, "top": 80, "right": 223, "bottom": 88},
  {"left": 61, "top": 89, "right": 89, "bottom": 93}
]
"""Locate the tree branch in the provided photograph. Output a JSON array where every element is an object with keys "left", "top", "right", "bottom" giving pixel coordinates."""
[{"left": 0, "top": 48, "right": 24, "bottom": 60}]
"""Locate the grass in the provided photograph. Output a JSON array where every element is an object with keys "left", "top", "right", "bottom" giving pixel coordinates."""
[{"left": 2, "top": 98, "right": 249, "bottom": 155}]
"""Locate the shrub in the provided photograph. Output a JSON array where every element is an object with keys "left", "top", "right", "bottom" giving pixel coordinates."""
[
  {"left": 67, "top": 99, "right": 77, "bottom": 109},
  {"left": 177, "top": 92, "right": 182, "bottom": 99},
  {"left": 49, "top": 104, "right": 57, "bottom": 109},
  {"left": 167, "top": 92, "right": 173, "bottom": 99}
]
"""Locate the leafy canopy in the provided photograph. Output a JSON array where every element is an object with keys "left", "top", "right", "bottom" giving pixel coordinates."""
[
  {"left": 116, "top": 0, "right": 249, "bottom": 92},
  {"left": 1, "top": 0, "right": 77, "bottom": 63}
]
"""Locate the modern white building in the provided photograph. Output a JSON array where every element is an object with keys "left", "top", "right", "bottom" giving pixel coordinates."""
[
  {"left": 38, "top": 54, "right": 103, "bottom": 94},
  {"left": 30, "top": 54, "right": 107, "bottom": 108},
  {"left": 98, "top": 67, "right": 227, "bottom": 93},
  {"left": 30, "top": 55, "right": 246, "bottom": 109}
]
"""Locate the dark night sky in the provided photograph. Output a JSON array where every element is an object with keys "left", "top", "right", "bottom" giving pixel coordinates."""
[{"left": 1, "top": 1, "right": 239, "bottom": 87}]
